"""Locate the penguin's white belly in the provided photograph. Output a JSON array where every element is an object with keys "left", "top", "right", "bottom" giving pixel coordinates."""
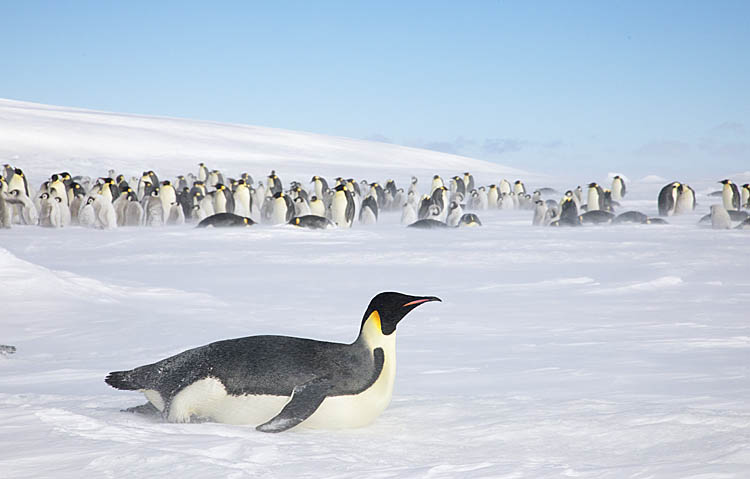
[{"left": 155, "top": 354, "right": 396, "bottom": 429}]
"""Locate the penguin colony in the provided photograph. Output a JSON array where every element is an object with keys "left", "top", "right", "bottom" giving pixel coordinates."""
[{"left": 1, "top": 164, "right": 748, "bottom": 231}]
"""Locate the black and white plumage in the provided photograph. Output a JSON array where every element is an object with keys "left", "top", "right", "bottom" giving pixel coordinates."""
[
  {"left": 105, "top": 292, "right": 440, "bottom": 432},
  {"left": 719, "top": 179, "right": 740, "bottom": 211},
  {"left": 657, "top": 182, "right": 680, "bottom": 216}
]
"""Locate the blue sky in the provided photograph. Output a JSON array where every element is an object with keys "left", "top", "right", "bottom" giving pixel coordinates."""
[{"left": 1, "top": 1, "right": 748, "bottom": 175}]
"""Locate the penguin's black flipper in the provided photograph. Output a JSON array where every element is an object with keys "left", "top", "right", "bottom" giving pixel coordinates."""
[{"left": 256, "top": 377, "right": 332, "bottom": 433}]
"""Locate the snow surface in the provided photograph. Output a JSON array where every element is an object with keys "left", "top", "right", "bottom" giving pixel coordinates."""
[{"left": 1, "top": 100, "right": 750, "bottom": 478}]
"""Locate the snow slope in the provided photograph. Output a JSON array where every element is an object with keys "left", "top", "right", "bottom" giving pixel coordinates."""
[
  {"left": 1, "top": 100, "right": 749, "bottom": 478},
  {"left": 0, "top": 98, "right": 526, "bottom": 182}
]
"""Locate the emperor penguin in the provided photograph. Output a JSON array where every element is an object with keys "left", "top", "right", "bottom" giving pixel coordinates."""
[
  {"left": 556, "top": 197, "right": 582, "bottom": 226},
  {"left": 212, "top": 184, "right": 235, "bottom": 214},
  {"left": 613, "top": 211, "right": 649, "bottom": 224},
  {"left": 498, "top": 179, "right": 511, "bottom": 195},
  {"left": 233, "top": 180, "right": 252, "bottom": 218},
  {"left": 289, "top": 215, "right": 335, "bottom": 230},
  {"left": 144, "top": 189, "right": 164, "bottom": 227},
  {"left": 78, "top": 197, "right": 97, "bottom": 228},
  {"left": 657, "top": 182, "right": 680, "bottom": 216},
  {"left": 311, "top": 176, "right": 329, "bottom": 198},
  {"left": 309, "top": 196, "right": 326, "bottom": 217},
  {"left": 38, "top": 193, "right": 63, "bottom": 228},
  {"left": 113, "top": 188, "right": 133, "bottom": 226},
  {"left": 206, "top": 170, "right": 225, "bottom": 189},
  {"left": 408, "top": 176, "right": 419, "bottom": 197},
  {"left": 97, "top": 178, "right": 119, "bottom": 203},
  {"left": 532, "top": 200, "right": 547, "bottom": 226},
  {"left": 7, "top": 167, "right": 30, "bottom": 197},
  {"left": 586, "top": 183, "right": 604, "bottom": 211},
  {"left": 457, "top": 213, "right": 482, "bottom": 227},
  {"left": 400, "top": 201, "right": 418, "bottom": 225},
  {"left": 106, "top": 292, "right": 440, "bottom": 432},
  {"left": 463, "top": 172, "right": 475, "bottom": 192},
  {"left": 513, "top": 180, "right": 526, "bottom": 195},
  {"left": 449, "top": 176, "right": 465, "bottom": 199},
  {"left": 719, "top": 179, "right": 740, "bottom": 211},
  {"left": 267, "top": 171, "right": 283, "bottom": 195},
  {"left": 167, "top": 203, "right": 185, "bottom": 226},
  {"left": 445, "top": 201, "right": 463, "bottom": 227},
  {"left": 197, "top": 212, "right": 255, "bottom": 228},
  {"left": 430, "top": 186, "right": 449, "bottom": 221},
  {"left": 741, "top": 184, "right": 750, "bottom": 209},
  {"left": 500, "top": 193, "right": 514, "bottom": 210},
  {"left": 159, "top": 181, "right": 178, "bottom": 222},
  {"left": 474, "top": 188, "right": 489, "bottom": 210},
  {"left": 330, "top": 184, "right": 355, "bottom": 228},
  {"left": 579, "top": 210, "right": 615, "bottom": 225},
  {"left": 430, "top": 175, "right": 444, "bottom": 195},
  {"left": 270, "top": 192, "right": 294, "bottom": 225},
  {"left": 611, "top": 175, "right": 627, "bottom": 201},
  {"left": 124, "top": 196, "right": 144, "bottom": 226},
  {"left": 7, "top": 189, "right": 38, "bottom": 225},
  {"left": 574, "top": 186, "right": 583, "bottom": 205},
  {"left": 359, "top": 196, "right": 378, "bottom": 225},
  {"left": 48, "top": 174, "right": 69, "bottom": 206},
  {"left": 93, "top": 195, "right": 117, "bottom": 229},
  {"left": 487, "top": 185, "right": 500, "bottom": 209},
  {"left": 294, "top": 196, "right": 311, "bottom": 217},
  {"left": 710, "top": 204, "right": 732, "bottom": 229},
  {"left": 198, "top": 163, "right": 209, "bottom": 183},
  {"left": 674, "top": 184, "right": 696, "bottom": 215}
]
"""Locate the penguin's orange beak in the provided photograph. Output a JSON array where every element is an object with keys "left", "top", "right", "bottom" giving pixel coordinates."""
[{"left": 402, "top": 297, "right": 441, "bottom": 307}]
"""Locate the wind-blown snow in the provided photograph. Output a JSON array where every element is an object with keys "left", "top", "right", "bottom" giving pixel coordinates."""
[{"left": 1, "top": 100, "right": 749, "bottom": 478}]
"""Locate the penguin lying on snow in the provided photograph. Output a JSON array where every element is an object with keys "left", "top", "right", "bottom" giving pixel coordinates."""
[
  {"left": 408, "top": 213, "right": 482, "bottom": 229},
  {"left": 196, "top": 212, "right": 255, "bottom": 228},
  {"left": 288, "top": 215, "right": 335, "bottom": 230},
  {"left": 106, "top": 292, "right": 440, "bottom": 432}
]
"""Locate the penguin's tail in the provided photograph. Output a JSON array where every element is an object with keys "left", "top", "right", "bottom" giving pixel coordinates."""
[{"left": 105, "top": 370, "right": 141, "bottom": 390}]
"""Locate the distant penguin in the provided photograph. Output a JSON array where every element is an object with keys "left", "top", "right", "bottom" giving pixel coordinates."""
[
  {"left": 197, "top": 212, "right": 255, "bottom": 228},
  {"left": 431, "top": 186, "right": 448, "bottom": 221},
  {"left": 532, "top": 200, "right": 547, "bottom": 226},
  {"left": 293, "top": 197, "right": 311, "bottom": 217},
  {"left": 445, "top": 201, "right": 463, "bottom": 227},
  {"left": 487, "top": 185, "right": 500, "bottom": 209},
  {"left": 400, "top": 202, "right": 417, "bottom": 225},
  {"left": 463, "top": 172, "right": 475, "bottom": 192},
  {"left": 741, "top": 184, "right": 750, "bottom": 209},
  {"left": 408, "top": 176, "right": 419, "bottom": 196},
  {"left": 457, "top": 213, "right": 482, "bottom": 227},
  {"left": 359, "top": 196, "right": 378, "bottom": 225},
  {"left": 430, "top": 175, "right": 444, "bottom": 195},
  {"left": 574, "top": 186, "right": 583, "bottom": 205},
  {"left": 710, "top": 204, "right": 732, "bottom": 229},
  {"left": 311, "top": 176, "right": 329, "bottom": 199},
  {"left": 105, "top": 292, "right": 440, "bottom": 431},
  {"left": 167, "top": 203, "right": 185, "bottom": 226},
  {"left": 7, "top": 189, "right": 38, "bottom": 225},
  {"left": 330, "top": 185, "right": 355, "bottom": 228},
  {"left": 94, "top": 195, "right": 117, "bottom": 229},
  {"left": 674, "top": 184, "right": 696, "bottom": 215},
  {"left": 269, "top": 192, "right": 294, "bottom": 225},
  {"left": 39, "top": 193, "right": 63, "bottom": 228},
  {"left": 498, "top": 179, "right": 511, "bottom": 195},
  {"left": 556, "top": 197, "right": 582, "bottom": 226},
  {"left": 144, "top": 189, "right": 164, "bottom": 227},
  {"left": 513, "top": 180, "right": 526, "bottom": 195},
  {"left": 78, "top": 197, "right": 97, "bottom": 227},
  {"left": 7, "top": 167, "right": 30, "bottom": 197},
  {"left": 586, "top": 183, "right": 604, "bottom": 211},
  {"left": 579, "top": 210, "right": 614, "bottom": 225},
  {"left": 267, "top": 171, "right": 283, "bottom": 195},
  {"left": 719, "top": 179, "right": 740, "bottom": 211},
  {"left": 212, "top": 184, "right": 235, "bottom": 214},
  {"left": 309, "top": 196, "right": 326, "bottom": 217},
  {"left": 198, "top": 163, "right": 209, "bottom": 182},
  {"left": 613, "top": 211, "right": 649, "bottom": 224},
  {"left": 159, "top": 181, "right": 177, "bottom": 222},
  {"left": 408, "top": 219, "right": 449, "bottom": 229},
  {"left": 289, "top": 215, "right": 335, "bottom": 230},
  {"left": 657, "top": 182, "right": 680, "bottom": 216},
  {"left": 124, "top": 198, "right": 144, "bottom": 226},
  {"left": 611, "top": 176, "right": 627, "bottom": 201}
]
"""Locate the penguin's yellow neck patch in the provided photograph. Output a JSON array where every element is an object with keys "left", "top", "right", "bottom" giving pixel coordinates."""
[{"left": 368, "top": 310, "right": 382, "bottom": 333}]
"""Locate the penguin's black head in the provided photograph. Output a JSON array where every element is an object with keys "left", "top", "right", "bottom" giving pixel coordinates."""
[
  {"left": 588, "top": 182, "right": 598, "bottom": 188},
  {"left": 360, "top": 292, "right": 441, "bottom": 335},
  {"left": 334, "top": 184, "right": 347, "bottom": 192},
  {"left": 719, "top": 179, "right": 731, "bottom": 185}
]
